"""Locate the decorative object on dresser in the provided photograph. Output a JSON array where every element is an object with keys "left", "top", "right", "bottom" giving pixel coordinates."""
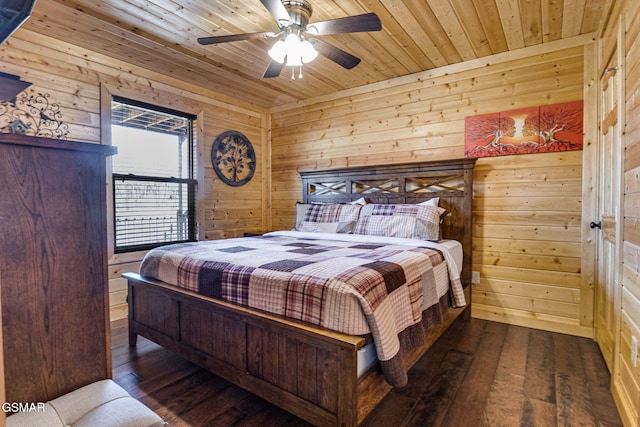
[
  {"left": 0, "top": 133, "right": 116, "bottom": 406},
  {"left": 125, "top": 158, "right": 475, "bottom": 426},
  {"left": 211, "top": 130, "right": 256, "bottom": 186},
  {"left": 0, "top": 91, "right": 70, "bottom": 139}
]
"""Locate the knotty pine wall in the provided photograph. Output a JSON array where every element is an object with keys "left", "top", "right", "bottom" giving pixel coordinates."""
[
  {"left": 0, "top": 28, "right": 269, "bottom": 321},
  {"left": 616, "top": 0, "right": 640, "bottom": 424},
  {"left": 270, "top": 35, "right": 594, "bottom": 338}
]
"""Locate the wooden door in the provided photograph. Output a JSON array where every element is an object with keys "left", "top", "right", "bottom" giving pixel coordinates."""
[{"left": 594, "top": 54, "right": 623, "bottom": 371}]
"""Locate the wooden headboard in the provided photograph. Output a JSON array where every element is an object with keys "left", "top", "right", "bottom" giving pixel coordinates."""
[{"left": 299, "top": 158, "right": 476, "bottom": 288}]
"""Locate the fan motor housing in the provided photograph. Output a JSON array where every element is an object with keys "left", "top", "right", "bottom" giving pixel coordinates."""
[{"left": 282, "top": 0, "right": 312, "bottom": 29}]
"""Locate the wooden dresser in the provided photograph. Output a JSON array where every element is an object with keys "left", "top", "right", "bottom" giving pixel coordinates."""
[{"left": 0, "top": 133, "right": 116, "bottom": 404}]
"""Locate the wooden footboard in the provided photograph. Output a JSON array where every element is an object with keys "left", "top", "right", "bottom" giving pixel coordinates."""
[
  {"left": 126, "top": 272, "right": 364, "bottom": 426},
  {"left": 124, "top": 273, "right": 469, "bottom": 426}
]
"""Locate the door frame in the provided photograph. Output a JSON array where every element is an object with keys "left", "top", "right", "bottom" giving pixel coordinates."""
[{"left": 583, "top": 16, "right": 625, "bottom": 372}]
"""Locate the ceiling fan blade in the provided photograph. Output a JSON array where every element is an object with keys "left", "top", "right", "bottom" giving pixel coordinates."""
[
  {"left": 263, "top": 60, "right": 285, "bottom": 78},
  {"left": 260, "top": 0, "right": 291, "bottom": 26},
  {"left": 306, "top": 13, "right": 381, "bottom": 35},
  {"left": 311, "top": 39, "right": 361, "bottom": 69},
  {"left": 198, "top": 32, "right": 274, "bottom": 45}
]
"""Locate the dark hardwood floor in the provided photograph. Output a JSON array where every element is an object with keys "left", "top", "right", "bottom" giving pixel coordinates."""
[{"left": 111, "top": 314, "right": 622, "bottom": 426}]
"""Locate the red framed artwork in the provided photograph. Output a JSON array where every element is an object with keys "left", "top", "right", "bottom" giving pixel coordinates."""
[{"left": 464, "top": 100, "right": 583, "bottom": 158}]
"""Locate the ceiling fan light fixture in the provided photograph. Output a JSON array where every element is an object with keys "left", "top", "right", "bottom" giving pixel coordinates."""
[
  {"left": 268, "top": 39, "right": 287, "bottom": 63},
  {"left": 300, "top": 39, "right": 318, "bottom": 63},
  {"left": 286, "top": 55, "right": 303, "bottom": 67},
  {"left": 284, "top": 32, "right": 301, "bottom": 52},
  {"left": 270, "top": 33, "right": 318, "bottom": 67}
]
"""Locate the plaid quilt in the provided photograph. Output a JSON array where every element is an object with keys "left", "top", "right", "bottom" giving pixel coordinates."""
[{"left": 139, "top": 231, "right": 464, "bottom": 387}]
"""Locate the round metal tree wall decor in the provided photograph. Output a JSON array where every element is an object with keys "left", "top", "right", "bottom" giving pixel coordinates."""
[{"left": 211, "top": 130, "right": 256, "bottom": 186}]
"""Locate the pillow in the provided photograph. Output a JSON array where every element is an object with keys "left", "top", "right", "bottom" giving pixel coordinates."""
[
  {"left": 295, "top": 203, "right": 362, "bottom": 233},
  {"left": 418, "top": 197, "right": 450, "bottom": 223},
  {"left": 353, "top": 204, "right": 446, "bottom": 240},
  {"left": 349, "top": 197, "right": 368, "bottom": 205},
  {"left": 418, "top": 197, "right": 439, "bottom": 207}
]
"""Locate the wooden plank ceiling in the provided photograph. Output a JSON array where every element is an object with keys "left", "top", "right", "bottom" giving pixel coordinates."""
[{"left": 22, "top": 0, "right": 608, "bottom": 108}]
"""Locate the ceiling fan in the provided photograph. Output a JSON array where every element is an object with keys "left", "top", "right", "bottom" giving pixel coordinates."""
[{"left": 197, "top": 0, "right": 382, "bottom": 79}]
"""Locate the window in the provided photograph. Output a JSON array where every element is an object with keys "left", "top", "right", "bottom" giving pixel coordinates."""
[{"left": 111, "top": 96, "right": 197, "bottom": 252}]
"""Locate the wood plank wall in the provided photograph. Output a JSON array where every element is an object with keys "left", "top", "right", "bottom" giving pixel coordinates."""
[
  {"left": 472, "top": 151, "right": 585, "bottom": 334},
  {"left": 270, "top": 35, "right": 594, "bottom": 338},
  {"left": 616, "top": 0, "right": 640, "bottom": 424},
  {"left": 0, "top": 28, "right": 268, "bottom": 321}
]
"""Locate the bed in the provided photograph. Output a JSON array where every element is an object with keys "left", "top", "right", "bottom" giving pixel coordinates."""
[{"left": 124, "top": 158, "right": 476, "bottom": 426}]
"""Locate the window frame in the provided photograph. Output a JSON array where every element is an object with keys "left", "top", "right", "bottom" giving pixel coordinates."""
[{"left": 111, "top": 96, "right": 198, "bottom": 253}]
